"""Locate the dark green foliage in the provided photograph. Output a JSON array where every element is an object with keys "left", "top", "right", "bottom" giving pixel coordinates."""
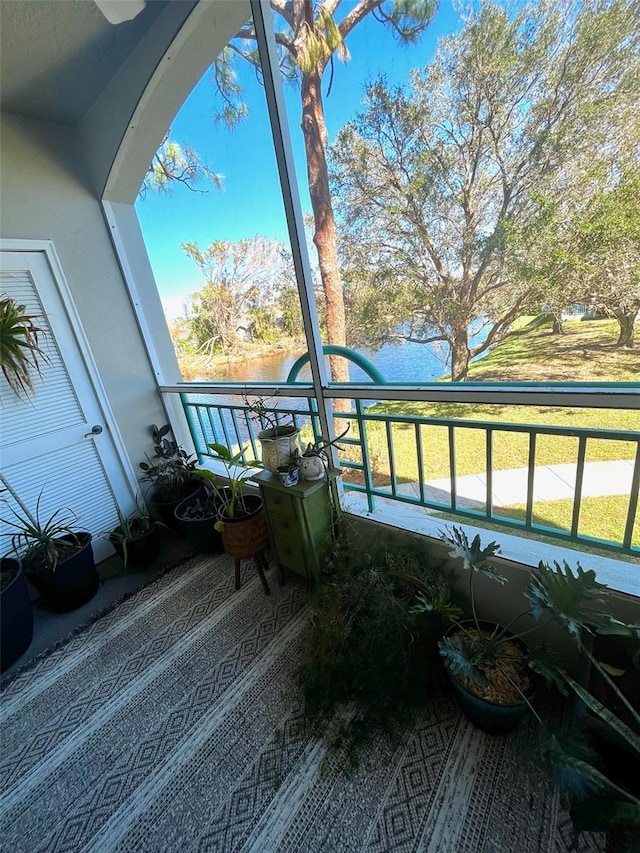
[
  {"left": 139, "top": 424, "right": 198, "bottom": 502},
  {"left": 179, "top": 495, "right": 218, "bottom": 520},
  {"left": 1, "top": 492, "right": 82, "bottom": 570},
  {"left": 525, "top": 560, "right": 610, "bottom": 644},
  {"left": 298, "top": 524, "right": 455, "bottom": 755}
]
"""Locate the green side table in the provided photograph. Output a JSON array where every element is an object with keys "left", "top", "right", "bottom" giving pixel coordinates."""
[{"left": 254, "top": 470, "right": 338, "bottom": 585}]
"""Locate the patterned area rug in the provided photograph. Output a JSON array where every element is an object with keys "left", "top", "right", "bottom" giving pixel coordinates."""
[{"left": 0, "top": 554, "right": 604, "bottom": 852}]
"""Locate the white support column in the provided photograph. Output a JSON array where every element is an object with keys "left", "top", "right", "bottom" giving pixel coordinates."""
[{"left": 250, "top": 0, "right": 336, "bottom": 445}]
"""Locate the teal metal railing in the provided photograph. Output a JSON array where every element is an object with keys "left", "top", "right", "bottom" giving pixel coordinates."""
[
  {"left": 163, "top": 347, "right": 639, "bottom": 558},
  {"left": 174, "top": 386, "right": 639, "bottom": 558},
  {"left": 334, "top": 405, "right": 639, "bottom": 557},
  {"left": 180, "top": 391, "right": 324, "bottom": 465}
]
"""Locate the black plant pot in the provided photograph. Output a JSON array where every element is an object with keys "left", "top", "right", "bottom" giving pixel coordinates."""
[
  {"left": 174, "top": 492, "right": 223, "bottom": 554},
  {"left": 109, "top": 524, "right": 163, "bottom": 568},
  {"left": 1, "top": 558, "right": 33, "bottom": 672},
  {"left": 147, "top": 481, "right": 203, "bottom": 531},
  {"left": 25, "top": 533, "right": 99, "bottom": 612}
]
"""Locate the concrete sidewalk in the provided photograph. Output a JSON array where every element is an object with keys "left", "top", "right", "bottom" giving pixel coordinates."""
[
  {"left": 399, "top": 459, "right": 635, "bottom": 510},
  {"left": 344, "top": 458, "right": 639, "bottom": 598}
]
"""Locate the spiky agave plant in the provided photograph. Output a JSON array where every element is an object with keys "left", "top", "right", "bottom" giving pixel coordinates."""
[
  {"left": 0, "top": 296, "right": 49, "bottom": 399},
  {"left": 1, "top": 479, "right": 81, "bottom": 570}
]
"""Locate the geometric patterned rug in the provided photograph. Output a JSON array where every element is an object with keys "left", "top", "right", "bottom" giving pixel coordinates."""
[{"left": 0, "top": 554, "right": 605, "bottom": 852}]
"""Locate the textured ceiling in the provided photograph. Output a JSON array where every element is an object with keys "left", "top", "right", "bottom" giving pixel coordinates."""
[{"left": 0, "top": 0, "right": 169, "bottom": 127}]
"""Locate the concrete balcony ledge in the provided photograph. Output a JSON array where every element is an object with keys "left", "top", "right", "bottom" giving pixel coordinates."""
[{"left": 343, "top": 492, "right": 640, "bottom": 600}]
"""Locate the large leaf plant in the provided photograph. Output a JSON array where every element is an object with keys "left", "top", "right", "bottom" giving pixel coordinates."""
[{"left": 414, "top": 526, "right": 639, "bottom": 830}]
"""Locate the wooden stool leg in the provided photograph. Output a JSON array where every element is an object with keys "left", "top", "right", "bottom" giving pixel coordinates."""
[
  {"left": 254, "top": 552, "right": 271, "bottom": 596},
  {"left": 234, "top": 558, "right": 241, "bottom": 590},
  {"left": 260, "top": 552, "right": 282, "bottom": 585}
]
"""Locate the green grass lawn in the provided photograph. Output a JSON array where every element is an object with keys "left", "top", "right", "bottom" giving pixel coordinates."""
[
  {"left": 433, "top": 497, "right": 640, "bottom": 563},
  {"left": 496, "top": 494, "right": 639, "bottom": 547},
  {"left": 341, "top": 317, "right": 639, "bottom": 552}
]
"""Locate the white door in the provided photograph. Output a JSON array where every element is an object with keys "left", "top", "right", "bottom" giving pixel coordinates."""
[{"left": 0, "top": 247, "right": 136, "bottom": 562}]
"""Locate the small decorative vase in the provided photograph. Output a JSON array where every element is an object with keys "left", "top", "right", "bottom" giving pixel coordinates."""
[
  {"left": 277, "top": 467, "right": 299, "bottom": 487},
  {"left": 298, "top": 454, "right": 325, "bottom": 481}
]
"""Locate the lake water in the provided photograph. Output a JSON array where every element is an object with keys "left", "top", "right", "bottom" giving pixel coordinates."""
[{"left": 219, "top": 334, "right": 487, "bottom": 385}]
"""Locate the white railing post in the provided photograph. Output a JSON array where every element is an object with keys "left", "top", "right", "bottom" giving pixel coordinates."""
[{"left": 249, "top": 0, "right": 335, "bottom": 446}]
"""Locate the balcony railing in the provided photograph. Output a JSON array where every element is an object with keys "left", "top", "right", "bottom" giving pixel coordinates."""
[{"left": 160, "top": 379, "right": 640, "bottom": 559}]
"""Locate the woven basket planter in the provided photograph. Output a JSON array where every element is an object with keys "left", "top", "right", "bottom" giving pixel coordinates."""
[{"left": 219, "top": 494, "right": 268, "bottom": 559}]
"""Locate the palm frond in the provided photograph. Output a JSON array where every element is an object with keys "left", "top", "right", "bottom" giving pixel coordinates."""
[{"left": 0, "top": 296, "right": 50, "bottom": 399}]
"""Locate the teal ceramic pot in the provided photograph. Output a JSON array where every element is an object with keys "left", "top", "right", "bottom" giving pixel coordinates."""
[{"left": 445, "top": 620, "right": 532, "bottom": 734}]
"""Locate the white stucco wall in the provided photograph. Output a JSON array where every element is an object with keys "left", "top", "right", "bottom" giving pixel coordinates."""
[
  {"left": 0, "top": 112, "right": 167, "bottom": 472},
  {"left": 0, "top": 0, "right": 252, "bottom": 477}
]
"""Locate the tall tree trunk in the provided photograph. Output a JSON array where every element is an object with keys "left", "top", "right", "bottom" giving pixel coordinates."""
[
  {"left": 613, "top": 308, "right": 637, "bottom": 348},
  {"left": 551, "top": 313, "right": 564, "bottom": 335},
  {"left": 301, "top": 70, "right": 350, "bottom": 390},
  {"left": 450, "top": 330, "right": 470, "bottom": 381}
]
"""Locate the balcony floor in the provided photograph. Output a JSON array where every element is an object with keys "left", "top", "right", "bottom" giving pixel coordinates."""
[{"left": 1, "top": 552, "right": 604, "bottom": 852}]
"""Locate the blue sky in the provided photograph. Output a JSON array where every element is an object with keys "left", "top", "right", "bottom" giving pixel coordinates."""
[{"left": 135, "top": 1, "right": 461, "bottom": 320}]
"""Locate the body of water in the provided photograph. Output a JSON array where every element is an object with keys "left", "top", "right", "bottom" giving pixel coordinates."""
[{"left": 220, "top": 332, "right": 489, "bottom": 386}]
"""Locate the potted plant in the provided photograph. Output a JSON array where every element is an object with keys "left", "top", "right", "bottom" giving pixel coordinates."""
[
  {"left": 413, "top": 527, "right": 598, "bottom": 732},
  {"left": 414, "top": 522, "right": 640, "bottom": 795},
  {"left": 276, "top": 454, "right": 300, "bottom": 487},
  {"left": 207, "top": 443, "right": 269, "bottom": 590},
  {"left": 139, "top": 423, "right": 202, "bottom": 528},
  {"left": 412, "top": 527, "right": 539, "bottom": 732},
  {"left": 107, "top": 506, "right": 165, "bottom": 569},
  {"left": 418, "top": 526, "right": 640, "bottom": 841},
  {"left": 535, "top": 603, "right": 640, "bottom": 843},
  {"left": 1, "top": 556, "right": 33, "bottom": 672},
  {"left": 174, "top": 485, "right": 223, "bottom": 554},
  {"left": 297, "top": 425, "right": 350, "bottom": 481},
  {"left": 0, "top": 295, "right": 49, "bottom": 399},
  {"left": 1, "top": 490, "right": 98, "bottom": 612},
  {"left": 298, "top": 521, "right": 454, "bottom": 759},
  {"left": 242, "top": 393, "right": 300, "bottom": 474}
]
